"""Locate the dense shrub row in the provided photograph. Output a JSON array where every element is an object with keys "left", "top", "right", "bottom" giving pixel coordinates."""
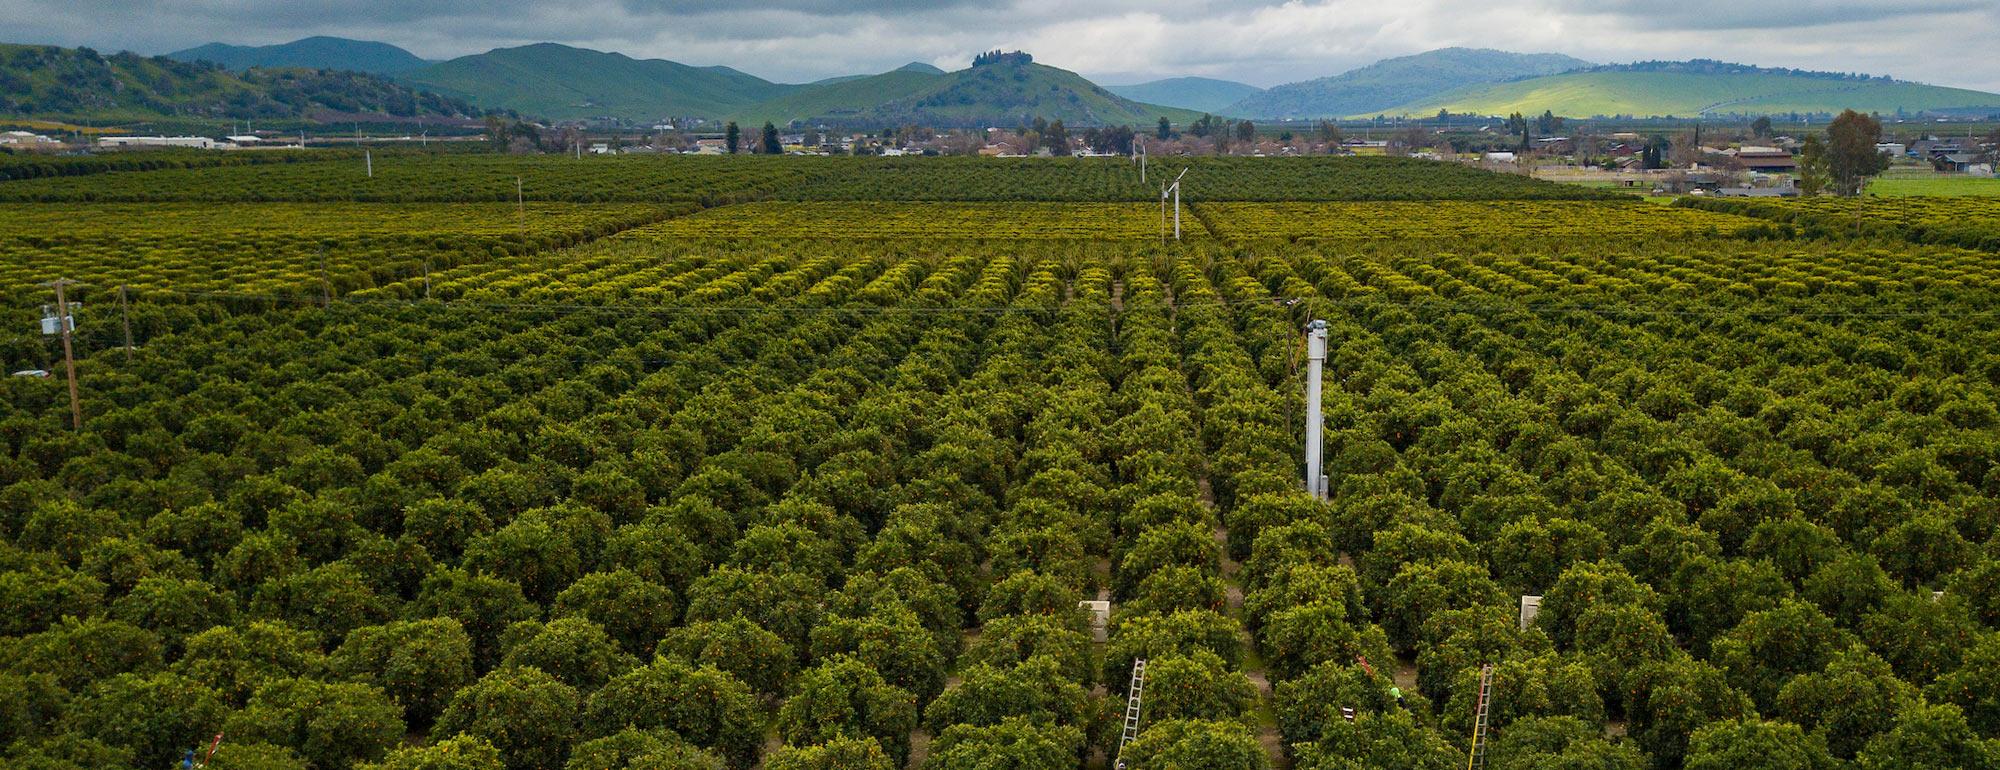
[
  {"left": 0, "top": 155, "right": 1612, "bottom": 205},
  {"left": 0, "top": 155, "right": 821, "bottom": 205},
  {"left": 0, "top": 203, "right": 689, "bottom": 312},
  {"left": 0, "top": 149, "right": 352, "bottom": 182},
  {"left": 1678, "top": 196, "right": 2000, "bottom": 253},
  {"left": 782, "top": 156, "right": 1613, "bottom": 203}
]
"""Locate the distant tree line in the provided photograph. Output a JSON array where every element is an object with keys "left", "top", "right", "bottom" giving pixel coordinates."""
[{"left": 970, "top": 51, "right": 1033, "bottom": 67}]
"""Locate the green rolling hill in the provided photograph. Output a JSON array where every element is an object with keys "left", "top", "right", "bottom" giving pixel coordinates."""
[
  {"left": 166, "top": 37, "right": 431, "bottom": 76},
  {"left": 1379, "top": 61, "right": 2000, "bottom": 118},
  {"left": 730, "top": 68, "right": 945, "bottom": 125},
  {"left": 832, "top": 54, "right": 1198, "bottom": 128},
  {"left": 1228, "top": 48, "right": 1591, "bottom": 119},
  {"left": 0, "top": 42, "right": 477, "bottom": 122},
  {"left": 403, "top": 43, "right": 798, "bottom": 121},
  {"left": 733, "top": 53, "right": 1197, "bottom": 128},
  {"left": 1107, "top": 77, "right": 1263, "bottom": 114}
]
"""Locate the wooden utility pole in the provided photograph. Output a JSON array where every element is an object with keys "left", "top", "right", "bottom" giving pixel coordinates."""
[
  {"left": 318, "top": 247, "right": 332, "bottom": 308},
  {"left": 117, "top": 284, "right": 134, "bottom": 353},
  {"left": 43, "top": 278, "right": 83, "bottom": 430}
]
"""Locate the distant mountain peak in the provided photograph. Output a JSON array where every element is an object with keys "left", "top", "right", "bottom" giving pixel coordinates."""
[
  {"left": 898, "top": 62, "right": 946, "bottom": 75},
  {"left": 1228, "top": 47, "right": 1592, "bottom": 119},
  {"left": 403, "top": 43, "right": 795, "bottom": 122},
  {"left": 163, "top": 36, "right": 431, "bottom": 75},
  {"left": 1106, "top": 77, "right": 1265, "bottom": 114}
]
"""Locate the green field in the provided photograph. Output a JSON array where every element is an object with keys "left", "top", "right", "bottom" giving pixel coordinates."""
[{"left": 1868, "top": 176, "right": 2000, "bottom": 197}]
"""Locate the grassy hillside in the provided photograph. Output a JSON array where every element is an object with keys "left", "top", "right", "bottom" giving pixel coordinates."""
[
  {"left": 1107, "top": 77, "right": 1263, "bottom": 114},
  {"left": 1384, "top": 66, "right": 2000, "bottom": 118},
  {"left": 166, "top": 37, "right": 431, "bottom": 75},
  {"left": 404, "top": 43, "right": 797, "bottom": 121},
  {"left": 850, "top": 57, "right": 1199, "bottom": 128},
  {"left": 1228, "top": 48, "right": 1591, "bottom": 119},
  {"left": 725, "top": 56, "right": 1196, "bottom": 129},
  {"left": 731, "top": 69, "right": 944, "bottom": 125},
  {"left": 0, "top": 42, "right": 478, "bottom": 121}
]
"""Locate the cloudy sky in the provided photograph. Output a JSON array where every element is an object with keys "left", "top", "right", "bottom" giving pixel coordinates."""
[{"left": 6, "top": 0, "right": 1998, "bottom": 90}]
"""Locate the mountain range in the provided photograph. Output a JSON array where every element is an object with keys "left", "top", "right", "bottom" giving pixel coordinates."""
[
  {"left": 166, "top": 36, "right": 432, "bottom": 75},
  {"left": 0, "top": 42, "right": 475, "bottom": 121},
  {"left": 1376, "top": 60, "right": 2000, "bottom": 119},
  {"left": 1106, "top": 77, "right": 1264, "bottom": 114},
  {"left": 402, "top": 43, "right": 796, "bottom": 121},
  {"left": 1227, "top": 48, "right": 1594, "bottom": 119},
  {"left": 13, "top": 36, "right": 2000, "bottom": 127},
  {"left": 397, "top": 45, "right": 1199, "bottom": 127}
]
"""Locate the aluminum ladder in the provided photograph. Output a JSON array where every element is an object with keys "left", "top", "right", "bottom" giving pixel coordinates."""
[
  {"left": 1116, "top": 658, "right": 1148, "bottom": 765},
  {"left": 1466, "top": 663, "right": 1495, "bottom": 770}
]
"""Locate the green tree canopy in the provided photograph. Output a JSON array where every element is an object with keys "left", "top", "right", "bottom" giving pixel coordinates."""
[
  {"left": 1776, "top": 645, "right": 1919, "bottom": 759},
  {"left": 1487, "top": 716, "right": 1646, "bottom": 770},
  {"left": 332, "top": 617, "right": 475, "bottom": 728},
  {"left": 563, "top": 728, "right": 725, "bottom": 770},
  {"left": 581, "top": 657, "right": 761, "bottom": 767},
  {"left": 924, "top": 716, "right": 1083, "bottom": 770},
  {"left": 228, "top": 677, "right": 405, "bottom": 770},
  {"left": 1119, "top": 719, "right": 1272, "bottom": 770},
  {"left": 433, "top": 666, "right": 580, "bottom": 770},
  {"left": 1819, "top": 109, "right": 1890, "bottom": 197},
  {"left": 62, "top": 672, "right": 226, "bottom": 770},
  {"left": 762, "top": 736, "right": 895, "bottom": 770},
  {"left": 1683, "top": 718, "right": 1839, "bottom": 770},
  {"left": 777, "top": 656, "right": 917, "bottom": 766},
  {"left": 1855, "top": 702, "right": 2000, "bottom": 770},
  {"left": 357, "top": 735, "right": 505, "bottom": 770}
]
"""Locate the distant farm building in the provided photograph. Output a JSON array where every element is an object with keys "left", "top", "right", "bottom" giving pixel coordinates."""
[
  {"left": 98, "top": 136, "right": 219, "bottom": 149},
  {"left": 1, "top": 131, "right": 59, "bottom": 146},
  {"left": 1731, "top": 146, "right": 1797, "bottom": 173},
  {"left": 1933, "top": 153, "right": 1991, "bottom": 174}
]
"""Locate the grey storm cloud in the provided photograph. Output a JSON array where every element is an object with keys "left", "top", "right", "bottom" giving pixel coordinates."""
[
  {"left": 2, "top": 0, "right": 1997, "bottom": 89},
  {"left": 1543, "top": 0, "right": 1994, "bottom": 30},
  {"left": 611, "top": 0, "right": 984, "bottom": 14}
]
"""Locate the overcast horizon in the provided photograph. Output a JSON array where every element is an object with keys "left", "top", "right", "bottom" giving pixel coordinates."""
[{"left": 5, "top": 0, "right": 1998, "bottom": 92}]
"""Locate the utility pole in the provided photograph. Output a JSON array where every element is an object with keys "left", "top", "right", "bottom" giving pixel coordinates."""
[
  {"left": 116, "top": 284, "right": 133, "bottom": 354},
  {"left": 1134, "top": 136, "right": 1146, "bottom": 185},
  {"left": 516, "top": 177, "right": 526, "bottom": 236},
  {"left": 365, "top": 150, "right": 373, "bottom": 178},
  {"left": 1304, "top": 319, "right": 1327, "bottom": 498},
  {"left": 318, "top": 247, "right": 332, "bottom": 308},
  {"left": 1161, "top": 168, "right": 1188, "bottom": 241},
  {"left": 41, "top": 279, "right": 83, "bottom": 430}
]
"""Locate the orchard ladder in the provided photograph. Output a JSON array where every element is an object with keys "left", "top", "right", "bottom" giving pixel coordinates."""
[
  {"left": 1467, "top": 663, "right": 1495, "bottom": 770},
  {"left": 1117, "top": 658, "right": 1149, "bottom": 761}
]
